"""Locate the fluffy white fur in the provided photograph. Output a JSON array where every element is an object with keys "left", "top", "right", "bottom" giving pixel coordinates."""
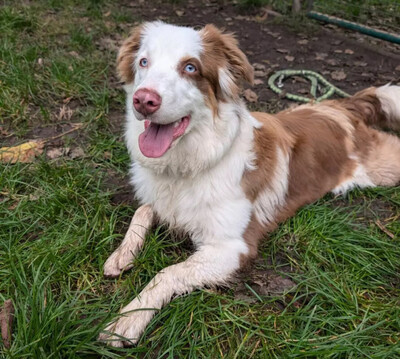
[
  {"left": 253, "top": 148, "right": 290, "bottom": 225},
  {"left": 332, "top": 164, "right": 374, "bottom": 195}
]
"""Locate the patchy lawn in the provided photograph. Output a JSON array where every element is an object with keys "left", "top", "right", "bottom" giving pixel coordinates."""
[{"left": 1, "top": 0, "right": 399, "bottom": 358}]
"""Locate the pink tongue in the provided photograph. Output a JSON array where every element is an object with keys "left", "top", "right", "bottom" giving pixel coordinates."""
[{"left": 139, "top": 122, "right": 176, "bottom": 158}]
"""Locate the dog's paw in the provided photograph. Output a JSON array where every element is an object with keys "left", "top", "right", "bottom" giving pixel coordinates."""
[
  {"left": 98, "top": 319, "right": 137, "bottom": 347},
  {"left": 98, "top": 305, "right": 154, "bottom": 347},
  {"left": 103, "top": 247, "right": 135, "bottom": 278}
]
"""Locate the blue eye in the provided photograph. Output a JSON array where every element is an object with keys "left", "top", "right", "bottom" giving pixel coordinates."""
[
  {"left": 139, "top": 58, "right": 148, "bottom": 67},
  {"left": 184, "top": 63, "right": 196, "bottom": 73}
]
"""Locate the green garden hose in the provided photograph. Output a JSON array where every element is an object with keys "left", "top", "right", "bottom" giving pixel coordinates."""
[
  {"left": 268, "top": 69, "right": 350, "bottom": 103},
  {"left": 308, "top": 11, "right": 400, "bottom": 45}
]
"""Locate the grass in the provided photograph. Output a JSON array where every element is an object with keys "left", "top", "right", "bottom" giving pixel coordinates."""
[{"left": 1, "top": 1, "right": 400, "bottom": 358}]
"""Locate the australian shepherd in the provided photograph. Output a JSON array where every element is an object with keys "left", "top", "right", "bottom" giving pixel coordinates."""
[{"left": 99, "top": 22, "right": 400, "bottom": 346}]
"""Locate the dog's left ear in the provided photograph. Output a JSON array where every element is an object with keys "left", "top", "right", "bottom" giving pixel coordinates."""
[{"left": 200, "top": 24, "right": 254, "bottom": 99}]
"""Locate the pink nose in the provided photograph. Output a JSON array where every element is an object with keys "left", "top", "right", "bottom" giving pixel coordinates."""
[{"left": 133, "top": 89, "right": 162, "bottom": 116}]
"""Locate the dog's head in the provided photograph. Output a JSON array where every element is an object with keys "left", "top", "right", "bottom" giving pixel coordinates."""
[{"left": 117, "top": 22, "right": 253, "bottom": 160}]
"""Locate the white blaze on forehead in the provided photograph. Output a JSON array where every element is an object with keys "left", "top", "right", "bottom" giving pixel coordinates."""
[{"left": 140, "top": 22, "right": 203, "bottom": 64}]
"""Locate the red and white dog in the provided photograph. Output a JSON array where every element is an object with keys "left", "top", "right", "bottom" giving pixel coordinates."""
[{"left": 99, "top": 21, "right": 400, "bottom": 346}]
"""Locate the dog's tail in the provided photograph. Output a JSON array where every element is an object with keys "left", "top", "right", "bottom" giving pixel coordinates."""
[{"left": 341, "top": 85, "right": 400, "bottom": 131}]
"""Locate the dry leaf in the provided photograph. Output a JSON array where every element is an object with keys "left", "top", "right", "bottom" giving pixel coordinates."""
[
  {"left": 69, "top": 147, "right": 85, "bottom": 159},
  {"left": 298, "top": 88, "right": 309, "bottom": 94},
  {"left": 266, "top": 30, "right": 280, "bottom": 38},
  {"left": 334, "top": 49, "right": 343, "bottom": 54},
  {"left": 325, "top": 59, "right": 338, "bottom": 66},
  {"left": 47, "top": 147, "right": 66, "bottom": 160},
  {"left": 243, "top": 89, "right": 258, "bottom": 103},
  {"left": 395, "top": 65, "right": 400, "bottom": 72},
  {"left": 0, "top": 141, "right": 44, "bottom": 164},
  {"left": 354, "top": 61, "right": 367, "bottom": 67},
  {"left": 175, "top": 10, "right": 184, "bottom": 16},
  {"left": 254, "top": 79, "right": 264, "bottom": 85},
  {"left": 58, "top": 105, "right": 74, "bottom": 121},
  {"left": 344, "top": 49, "right": 354, "bottom": 54},
  {"left": 315, "top": 52, "right": 328, "bottom": 60},
  {"left": 331, "top": 70, "right": 347, "bottom": 81},
  {"left": 68, "top": 51, "right": 80, "bottom": 58},
  {"left": 285, "top": 55, "right": 295, "bottom": 62},
  {"left": 0, "top": 127, "right": 10, "bottom": 136},
  {"left": 0, "top": 299, "right": 14, "bottom": 349},
  {"left": 254, "top": 70, "right": 267, "bottom": 77},
  {"left": 276, "top": 48, "right": 289, "bottom": 54},
  {"left": 252, "top": 63, "right": 266, "bottom": 71},
  {"left": 98, "top": 37, "right": 119, "bottom": 52},
  {"left": 298, "top": 39, "right": 308, "bottom": 45}
]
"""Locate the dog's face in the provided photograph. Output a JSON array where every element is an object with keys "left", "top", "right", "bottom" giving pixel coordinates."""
[{"left": 118, "top": 22, "right": 253, "bottom": 160}]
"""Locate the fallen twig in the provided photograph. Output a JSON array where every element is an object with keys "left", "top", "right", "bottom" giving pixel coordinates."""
[{"left": 375, "top": 219, "right": 395, "bottom": 239}]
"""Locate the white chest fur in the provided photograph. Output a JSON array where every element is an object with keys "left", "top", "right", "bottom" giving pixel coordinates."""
[{"left": 129, "top": 111, "right": 258, "bottom": 247}]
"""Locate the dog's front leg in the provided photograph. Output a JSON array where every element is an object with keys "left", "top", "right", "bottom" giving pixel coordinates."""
[
  {"left": 99, "top": 239, "right": 248, "bottom": 347},
  {"left": 103, "top": 204, "right": 154, "bottom": 277}
]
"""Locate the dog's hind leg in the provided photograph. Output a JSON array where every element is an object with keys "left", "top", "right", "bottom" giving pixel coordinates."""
[
  {"left": 362, "top": 129, "right": 400, "bottom": 187},
  {"left": 103, "top": 204, "right": 154, "bottom": 277},
  {"left": 340, "top": 85, "right": 400, "bottom": 131},
  {"left": 333, "top": 85, "right": 400, "bottom": 190},
  {"left": 358, "top": 85, "right": 400, "bottom": 187}
]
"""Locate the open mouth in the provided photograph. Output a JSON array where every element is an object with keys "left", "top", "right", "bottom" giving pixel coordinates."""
[{"left": 138, "top": 116, "right": 190, "bottom": 158}]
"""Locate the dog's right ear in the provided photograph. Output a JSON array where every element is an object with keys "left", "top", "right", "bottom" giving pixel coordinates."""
[{"left": 117, "top": 25, "right": 143, "bottom": 84}]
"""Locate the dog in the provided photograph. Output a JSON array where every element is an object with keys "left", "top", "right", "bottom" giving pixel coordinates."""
[{"left": 99, "top": 21, "right": 400, "bottom": 346}]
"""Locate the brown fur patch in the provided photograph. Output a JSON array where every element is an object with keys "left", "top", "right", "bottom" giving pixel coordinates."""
[
  {"left": 177, "top": 56, "right": 219, "bottom": 117},
  {"left": 241, "top": 106, "right": 356, "bottom": 262},
  {"left": 199, "top": 24, "right": 254, "bottom": 101},
  {"left": 240, "top": 86, "right": 400, "bottom": 264},
  {"left": 275, "top": 107, "right": 354, "bottom": 218},
  {"left": 117, "top": 25, "right": 143, "bottom": 83},
  {"left": 241, "top": 113, "right": 292, "bottom": 202},
  {"left": 339, "top": 87, "right": 387, "bottom": 129}
]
